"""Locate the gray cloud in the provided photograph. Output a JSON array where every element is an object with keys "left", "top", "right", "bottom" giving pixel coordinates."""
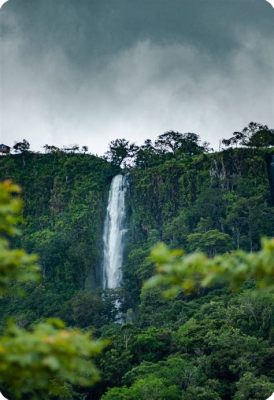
[{"left": 0, "top": 0, "right": 274, "bottom": 154}]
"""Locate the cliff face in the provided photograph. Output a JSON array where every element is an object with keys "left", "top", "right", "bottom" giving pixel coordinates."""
[
  {"left": 0, "top": 148, "right": 274, "bottom": 294},
  {"left": 0, "top": 152, "right": 117, "bottom": 289},
  {"left": 269, "top": 154, "right": 274, "bottom": 204},
  {"left": 128, "top": 148, "right": 274, "bottom": 246},
  {"left": 123, "top": 148, "right": 274, "bottom": 303},
  {"left": 1, "top": 149, "right": 274, "bottom": 400}
]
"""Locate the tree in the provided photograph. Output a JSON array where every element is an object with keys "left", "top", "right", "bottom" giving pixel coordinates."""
[
  {"left": 155, "top": 131, "right": 205, "bottom": 155},
  {"left": 131, "top": 327, "right": 171, "bottom": 363},
  {"left": 233, "top": 372, "right": 274, "bottom": 400},
  {"left": 102, "top": 376, "right": 181, "bottom": 400},
  {"left": 135, "top": 139, "right": 160, "bottom": 168},
  {"left": 182, "top": 386, "right": 221, "bottom": 400},
  {"left": 222, "top": 132, "right": 245, "bottom": 148},
  {"left": 69, "top": 290, "right": 119, "bottom": 328},
  {"left": 105, "top": 139, "right": 138, "bottom": 167},
  {"left": 71, "top": 145, "right": 80, "bottom": 152},
  {"left": 222, "top": 122, "right": 274, "bottom": 148},
  {"left": 248, "top": 128, "right": 274, "bottom": 148},
  {"left": 13, "top": 140, "right": 31, "bottom": 167},
  {"left": 13, "top": 139, "right": 30, "bottom": 153},
  {"left": 241, "top": 122, "right": 271, "bottom": 146},
  {"left": 123, "top": 356, "right": 203, "bottom": 390},
  {"left": 187, "top": 229, "right": 232, "bottom": 256},
  {"left": 81, "top": 146, "right": 89, "bottom": 154},
  {"left": 155, "top": 131, "right": 186, "bottom": 153},
  {"left": 43, "top": 145, "right": 60, "bottom": 153},
  {"left": 0, "top": 181, "right": 105, "bottom": 399},
  {"left": 62, "top": 145, "right": 80, "bottom": 153}
]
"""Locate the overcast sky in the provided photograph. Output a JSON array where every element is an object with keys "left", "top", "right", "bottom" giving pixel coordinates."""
[{"left": 0, "top": 0, "right": 273, "bottom": 154}]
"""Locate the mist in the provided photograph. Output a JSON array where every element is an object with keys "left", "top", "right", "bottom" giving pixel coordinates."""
[{"left": 1, "top": 0, "right": 273, "bottom": 154}]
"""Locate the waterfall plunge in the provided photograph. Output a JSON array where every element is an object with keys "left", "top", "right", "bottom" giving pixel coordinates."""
[{"left": 102, "top": 174, "right": 127, "bottom": 289}]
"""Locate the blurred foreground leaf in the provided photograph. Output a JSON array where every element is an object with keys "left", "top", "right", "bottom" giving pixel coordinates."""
[
  {"left": 0, "top": 181, "right": 106, "bottom": 399},
  {"left": 146, "top": 239, "right": 274, "bottom": 297}
]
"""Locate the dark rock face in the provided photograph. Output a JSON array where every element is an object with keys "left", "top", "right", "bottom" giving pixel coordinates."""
[{"left": 269, "top": 155, "right": 274, "bottom": 203}]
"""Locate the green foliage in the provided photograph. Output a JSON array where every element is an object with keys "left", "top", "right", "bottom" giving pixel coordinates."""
[
  {"left": 0, "top": 180, "right": 22, "bottom": 236},
  {"left": 0, "top": 181, "right": 40, "bottom": 295},
  {"left": 13, "top": 139, "right": 30, "bottom": 154},
  {"left": 102, "top": 376, "right": 181, "bottom": 400},
  {"left": 125, "top": 147, "right": 274, "bottom": 301},
  {"left": 105, "top": 138, "right": 138, "bottom": 167},
  {"left": 68, "top": 290, "right": 119, "bottom": 328},
  {"left": 0, "top": 181, "right": 106, "bottom": 399},
  {"left": 0, "top": 138, "right": 274, "bottom": 400},
  {"left": 0, "top": 153, "right": 117, "bottom": 289},
  {"left": 131, "top": 327, "right": 171, "bottom": 362},
  {"left": 187, "top": 229, "right": 232, "bottom": 256},
  {"left": 123, "top": 356, "right": 203, "bottom": 389},
  {"left": 0, "top": 239, "right": 39, "bottom": 296},
  {"left": 233, "top": 372, "right": 274, "bottom": 400},
  {"left": 0, "top": 319, "right": 105, "bottom": 399},
  {"left": 146, "top": 238, "right": 274, "bottom": 297},
  {"left": 222, "top": 122, "right": 274, "bottom": 148},
  {"left": 182, "top": 386, "right": 221, "bottom": 400},
  {"left": 155, "top": 131, "right": 208, "bottom": 155},
  {"left": 135, "top": 139, "right": 161, "bottom": 168}
]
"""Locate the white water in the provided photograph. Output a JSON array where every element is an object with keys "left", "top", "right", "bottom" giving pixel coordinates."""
[{"left": 102, "top": 174, "right": 127, "bottom": 289}]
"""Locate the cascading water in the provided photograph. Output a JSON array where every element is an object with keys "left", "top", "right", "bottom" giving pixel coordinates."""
[{"left": 102, "top": 174, "right": 127, "bottom": 289}]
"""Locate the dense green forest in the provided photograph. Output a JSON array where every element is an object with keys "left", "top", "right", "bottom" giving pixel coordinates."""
[{"left": 1, "top": 124, "right": 274, "bottom": 399}]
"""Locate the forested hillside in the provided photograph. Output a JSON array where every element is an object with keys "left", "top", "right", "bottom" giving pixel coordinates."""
[
  {"left": 0, "top": 152, "right": 118, "bottom": 289},
  {"left": 1, "top": 130, "right": 274, "bottom": 399},
  {"left": 124, "top": 147, "right": 274, "bottom": 306}
]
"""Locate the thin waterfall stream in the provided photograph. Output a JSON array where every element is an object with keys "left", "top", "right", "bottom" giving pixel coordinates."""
[{"left": 102, "top": 174, "right": 127, "bottom": 289}]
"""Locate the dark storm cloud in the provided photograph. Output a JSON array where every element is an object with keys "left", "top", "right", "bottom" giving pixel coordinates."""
[{"left": 0, "top": 0, "right": 273, "bottom": 153}]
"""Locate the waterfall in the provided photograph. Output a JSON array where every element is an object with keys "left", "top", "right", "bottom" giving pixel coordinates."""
[{"left": 102, "top": 174, "right": 127, "bottom": 289}]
